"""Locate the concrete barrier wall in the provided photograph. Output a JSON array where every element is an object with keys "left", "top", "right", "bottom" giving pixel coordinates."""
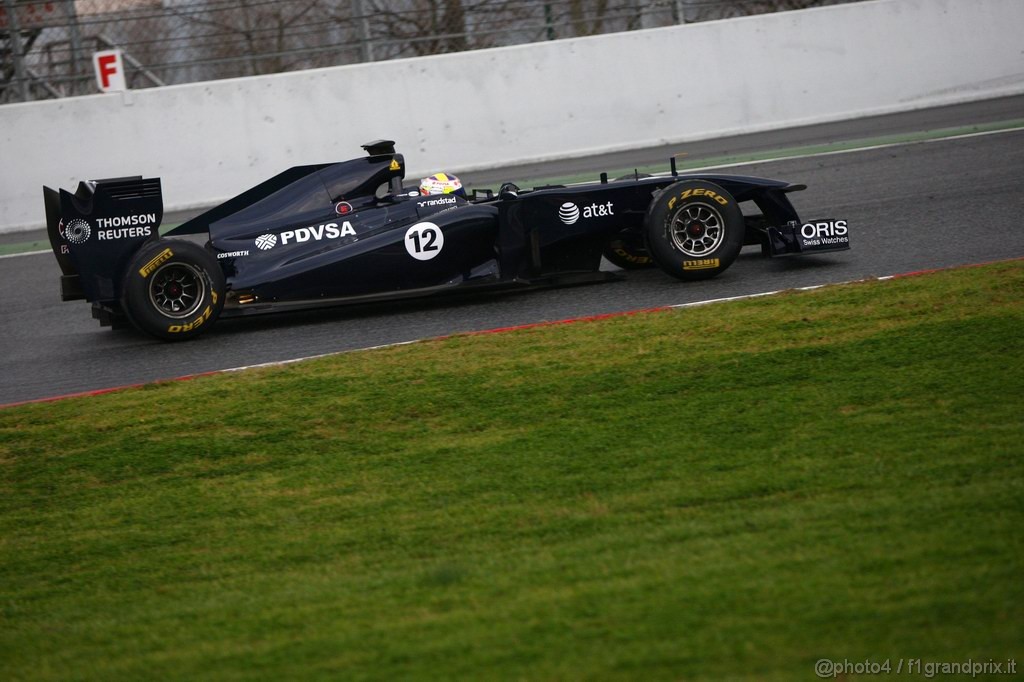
[{"left": 2, "top": 0, "right": 1022, "bottom": 232}]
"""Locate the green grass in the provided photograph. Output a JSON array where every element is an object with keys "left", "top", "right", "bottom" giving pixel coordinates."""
[{"left": 1, "top": 262, "right": 1022, "bottom": 680}]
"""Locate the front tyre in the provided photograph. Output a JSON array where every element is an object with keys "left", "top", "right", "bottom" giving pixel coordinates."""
[
  {"left": 644, "top": 180, "right": 745, "bottom": 281},
  {"left": 121, "top": 239, "right": 225, "bottom": 341},
  {"left": 603, "top": 230, "right": 654, "bottom": 269}
]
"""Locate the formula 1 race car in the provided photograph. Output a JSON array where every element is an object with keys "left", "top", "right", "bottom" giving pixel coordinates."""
[{"left": 44, "top": 140, "right": 849, "bottom": 340}]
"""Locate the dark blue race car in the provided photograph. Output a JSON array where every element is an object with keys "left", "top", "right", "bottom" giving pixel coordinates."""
[{"left": 44, "top": 140, "right": 849, "bottom": 340}]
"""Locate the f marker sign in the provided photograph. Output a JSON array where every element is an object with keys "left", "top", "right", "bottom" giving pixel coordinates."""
[{"left": 93, "top": 50, "right": 126, "bottom": 92}]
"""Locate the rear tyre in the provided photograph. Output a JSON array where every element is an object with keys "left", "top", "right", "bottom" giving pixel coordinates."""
[
  {"left": 121, "top": 239, "right": 225, "bottom": 341},
  {"left": 644, "top": 180, "right": 745, "bottom": 281}
]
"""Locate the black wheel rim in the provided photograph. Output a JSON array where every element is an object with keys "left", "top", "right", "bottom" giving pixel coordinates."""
[
  {"left": 148, "top": 262, "right": 206, "bottom": 319},
  {"left": 669, "top": 202, "right": 725, "bottom": 256}
]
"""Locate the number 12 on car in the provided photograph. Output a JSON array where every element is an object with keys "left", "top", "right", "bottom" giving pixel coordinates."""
[{"left": 405, "top": 222, "right": 444, "bottom": 261}]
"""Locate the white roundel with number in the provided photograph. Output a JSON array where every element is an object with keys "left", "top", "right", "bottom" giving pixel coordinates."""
[{"left": 405, "top": 222, "right": 444, "bottom": 261}]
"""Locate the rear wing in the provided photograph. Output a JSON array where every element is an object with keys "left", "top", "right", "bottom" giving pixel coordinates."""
[{"left": 43, "top": 177, "right": 162, "bottom": 302}]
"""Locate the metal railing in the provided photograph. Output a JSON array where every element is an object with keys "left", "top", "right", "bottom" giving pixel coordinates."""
[{"left": 1, "top": 0, "right": 863, "bottom": 104}]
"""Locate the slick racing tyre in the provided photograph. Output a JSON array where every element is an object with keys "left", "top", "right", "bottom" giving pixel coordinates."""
[
  {"left": 603, "top": 173, "right": 655, "bottom": 269},
  {"left": 603, "top": 231, "right": 654, "bottom": 269},
  {"left": 121, "top": 239, "right": 225, "bottom": 341},
  {"left": 644, "top": 180, "right": 745, "bottom": 281}
]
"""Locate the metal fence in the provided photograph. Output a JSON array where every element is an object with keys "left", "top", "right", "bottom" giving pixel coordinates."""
[{"left": 1, "top": 0, "right": 862, "bottom": 103}]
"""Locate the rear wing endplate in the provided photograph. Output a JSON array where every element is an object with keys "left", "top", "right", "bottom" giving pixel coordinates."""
[{"left": 43, "top": 177, "right": 163, "bottom": 302}]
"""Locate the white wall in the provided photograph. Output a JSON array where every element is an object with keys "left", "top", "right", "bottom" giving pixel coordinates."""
[{"left": 2, "top": 0, "right": 1022, "bottom": 233}]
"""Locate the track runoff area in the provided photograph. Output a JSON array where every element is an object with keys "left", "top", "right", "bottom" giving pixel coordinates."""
[{"left": 1, "top": 116, "right": 1022, "bottom": 260}]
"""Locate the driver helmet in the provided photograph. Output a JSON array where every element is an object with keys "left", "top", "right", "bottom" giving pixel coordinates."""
[{"left": 419, "top": 172, "right": 465, "bottom": 197}]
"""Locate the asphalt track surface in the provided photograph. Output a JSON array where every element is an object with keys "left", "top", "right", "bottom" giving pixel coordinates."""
[{"left": 3, "top": 97, "right": 1023, "bottom": 405}]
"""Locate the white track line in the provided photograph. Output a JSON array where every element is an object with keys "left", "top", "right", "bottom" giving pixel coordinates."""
[
  {"left": 662, "top": 125, "right": 1024, "bottom": 174},
  {"left": 0, "top": 249, "right": 49, "bottom": 259},
  {"left": 219, "top": 340, "right": 422, "bottom": 373}
]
